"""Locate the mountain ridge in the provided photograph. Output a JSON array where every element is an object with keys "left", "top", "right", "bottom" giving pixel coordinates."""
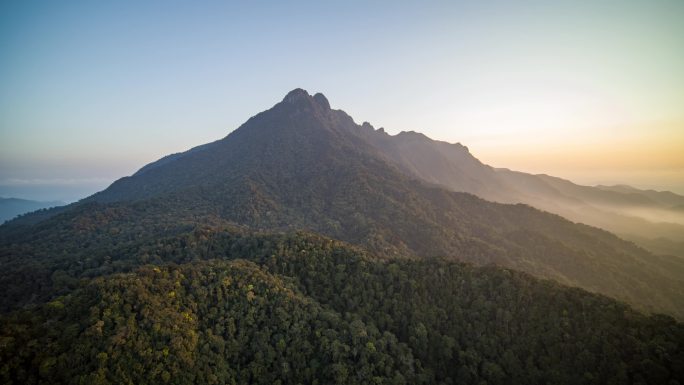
[{"left": 344, "top": 110, "right": 684, "bottom": 255}]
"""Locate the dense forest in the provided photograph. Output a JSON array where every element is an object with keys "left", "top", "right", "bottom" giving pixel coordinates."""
[{"left": 2, "top": 230, "right": 683, "bottom": 384}]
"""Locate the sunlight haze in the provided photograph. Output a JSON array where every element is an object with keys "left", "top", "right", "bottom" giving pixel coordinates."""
[{"left": 1, "top": 0, "right": 683, "bottom": 200}]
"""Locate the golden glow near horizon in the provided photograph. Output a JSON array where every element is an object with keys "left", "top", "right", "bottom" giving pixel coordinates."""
[
  {"left": 358, "top": 1, "right": 684, "bottom": 193},
  {"left": 1, "top": 1, "right": 683, "bottom": 198}
]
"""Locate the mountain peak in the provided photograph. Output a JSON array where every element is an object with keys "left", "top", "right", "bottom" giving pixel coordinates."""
[
  {"left": 282, "top": 88, "right": 311, "bottom": 103},
  {"left": 397, "top": 130, "right": 429, "bottom": 141},
  {"left": 280, "top": 88, "right": 333, "bottom": 117},
  {"left": 313, "top": 93, "right": 330, "bottom": 109}
]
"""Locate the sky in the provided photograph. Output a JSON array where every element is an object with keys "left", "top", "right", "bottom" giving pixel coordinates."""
[{"left": 1, "top": 0, "right": 683, "bottom": 202}]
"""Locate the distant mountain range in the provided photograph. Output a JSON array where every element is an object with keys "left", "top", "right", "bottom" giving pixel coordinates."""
[
  {"left": 2, "top": 89, "right": 683, "bottom": 384},
  {"left": 0, "top": 197, "right": 63, "bottom": 223}
]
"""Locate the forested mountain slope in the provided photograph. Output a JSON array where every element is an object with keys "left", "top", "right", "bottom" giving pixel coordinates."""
[
  {"left": 2, "top": 89, "right": 683, "bottom": 318},
  {"left": 2, "top": 230, "right": 683, "bottom": 384},
  {"left": 2, "top": 90, "right": 684, "bottom": 383}
]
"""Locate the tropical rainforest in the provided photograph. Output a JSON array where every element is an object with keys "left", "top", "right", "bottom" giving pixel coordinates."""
[{"left": 2, "top": 230, "right": 683, "bottom": 384}]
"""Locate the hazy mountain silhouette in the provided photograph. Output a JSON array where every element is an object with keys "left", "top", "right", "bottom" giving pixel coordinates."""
[
  {"left": 0, "top": 197, "right": 63, "bottom": 223},
  {"left": 5, "top": 89, "right": 682, "bottom": 318},
  {"left": 352, "top": 123, "right": 684, "bottom": 256}
]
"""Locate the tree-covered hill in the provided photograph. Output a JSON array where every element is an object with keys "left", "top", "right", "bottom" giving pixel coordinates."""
[{"left": 2, "top": 230, "right": 683, "bottom": 384}]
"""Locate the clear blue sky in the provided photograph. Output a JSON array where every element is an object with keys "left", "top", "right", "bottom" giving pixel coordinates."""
[{"left": 1, "top": 0, "right": 683, "bottom": 201}]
